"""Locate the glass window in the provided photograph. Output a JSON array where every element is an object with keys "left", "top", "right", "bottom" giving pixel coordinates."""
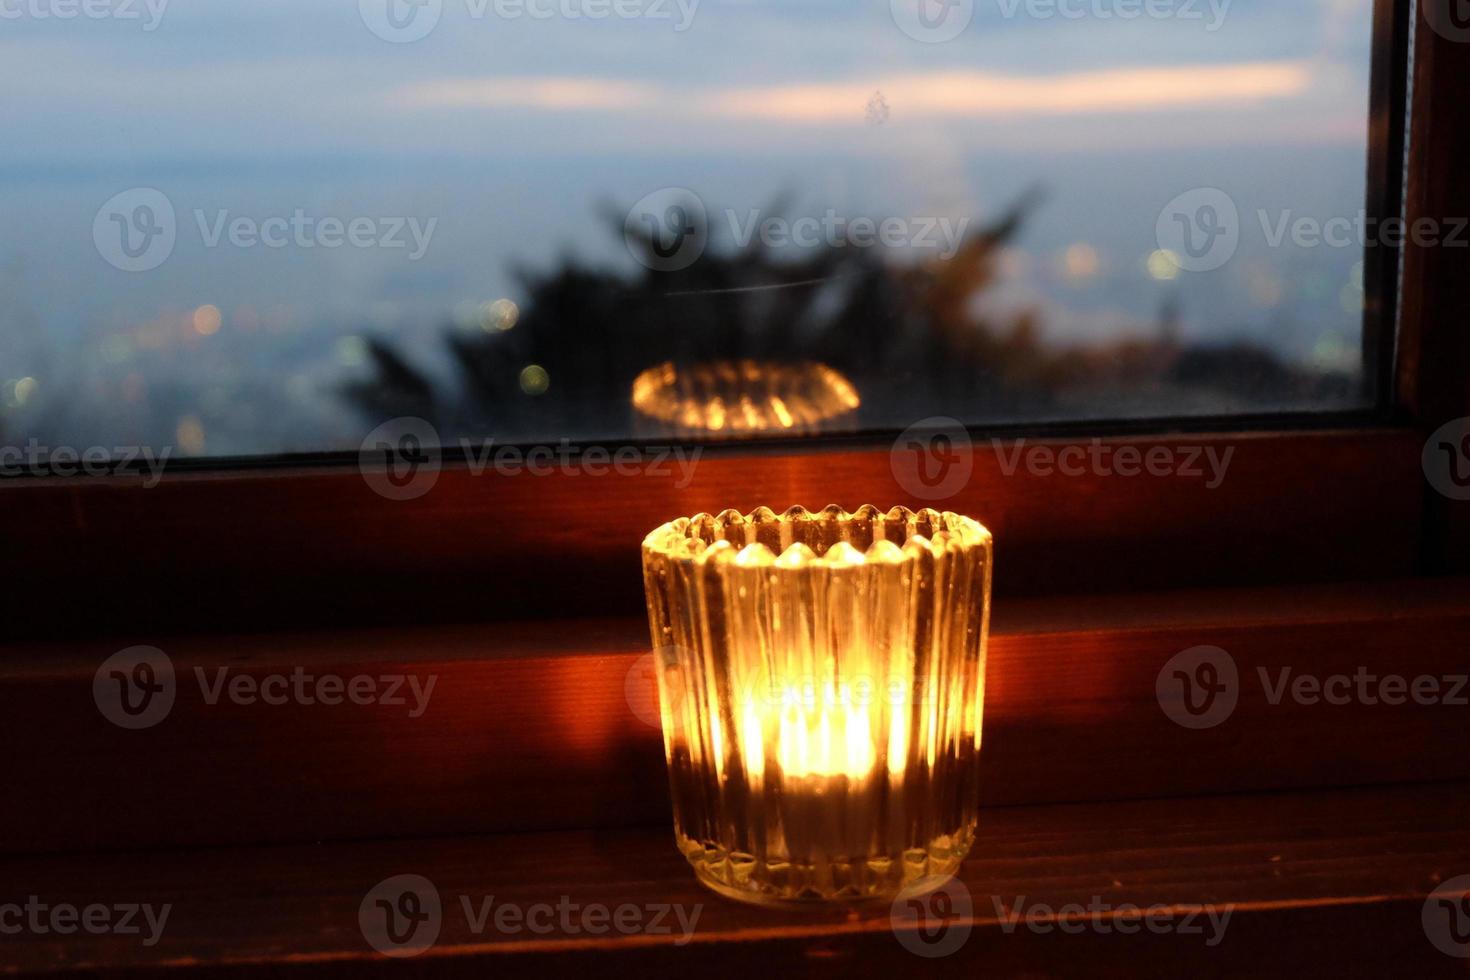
[{"left": 0, "top": 0, "right": 1385, "bottom": 459}]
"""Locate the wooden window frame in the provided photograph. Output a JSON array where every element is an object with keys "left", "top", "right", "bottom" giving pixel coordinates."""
[
  {"left": 0, "top": 0, "right": 1465, "bottom": 837},
  {"left": 6, "top": 1, "right": 1460, "bottom": 641},
  {"left": 2, "top": 10, "right": 1469, "bottom": 976}
]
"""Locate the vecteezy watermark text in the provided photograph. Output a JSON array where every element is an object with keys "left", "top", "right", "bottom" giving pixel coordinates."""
[
  {"left": 992, "top": 0, "right": 1230, "bottom": 30},
  {"left": 0, "top": 898, "right": 171, "bottom": 947},
  {"left": 194, "top": 210, "right": 436, "bottom": 260},
  {"left": 625, "top": 651, "right": 968, "bottom": 730},
  {"left": 359, "top": 417, "right": 702, "bottom": 502},
  {"left": 195, "top": 667, "right": 437, "bottom": 718},
  {"left": 1158, "top": 645, "right": 1469, "bottom": 729},
  {"left": 0, "top": 0, "right": 167, "bottom": 29},
  {"left": 1157, "top": 187, "right": 1470, "bottom": 274},
  {"left": 723, "top": 210, "right": 971, "bottom": 261},
  {"left": 461, "top": 440, "right": 699, "bottom": 484},
  {"left": 1257, "top": 211, "right": 1470, "bottom": 251},
  {"left": 994, "top": 439, "right": 1233, "bottom": 488},
  {"left": 469, "top": 0, "right": 696, "bottom": 26},
  {"left": 889, "top": 421, "right": 1236, "bottom": 502},
  {"left": 887, "top": 876, "right": 1232, "bottom": 959},
  {"left": 623, "top": 188, "right": 971, "bottom": 272},
  {"left": 0, "top": 440, "right": 169, "bottom": 485},
  {"left": 1258, "top": 667, "right": 1469, "bottom": 708},
  {"left": 890, "top": 0, "right": 1226, "bottom": 43},
  {"left": 359, "top": 0, "right": 697, "bottom": 43},
  {"left": 94, "top": 188, "right": 437, "bottom": 272},
  {"left": 993, "top": 895, "right": 1233, "bottom": 945},
  {"left": 359, "top": 874, "right": 701, "bottom": 957},
  {"left": 93, "top": 646, "right": 438, "bottom": 729}
]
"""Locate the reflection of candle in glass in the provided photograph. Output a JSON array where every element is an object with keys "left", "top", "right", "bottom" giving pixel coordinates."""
[
  {"left": 642, "top": 505, "right": 992, "bottom": 907},
  {"left": 630, "top": 361, "right": 860, "bottom": 439}
]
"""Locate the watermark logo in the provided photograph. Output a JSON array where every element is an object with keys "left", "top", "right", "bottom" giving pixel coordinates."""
[
  {"left": 359, "top": 0, "right": 442, "bottom": 42},
  {"left": 1155, "top": 188, "right": 1239, "bottom": 273},
  {"left": 891, "top": 417, "right": 974, "bottom": 502},
  {"left": 625, "top": 188, "right": 708, "bottom": 272},
  {"left": 1424, "top": 0, "right": 1470, "bottom": 44},
  {"left": 1157, "top": 645, "right": 1238, "bottom": 729},
  {"left": 1426, "top": 876, "right": 1470, "bottom": 957},
  {"left": 1423, "top": 417, "right": 1470, "bottom": 501},
  {"left": 359, "top": 417, "right": 442, "bottom": 502},
  {"left": 625, "top": 648, "right": 693, "bottom": 732},
  {"left": 891, "top": 0, "right": 973, "bottom": 42},
  {"left": 93, "top": 646, "right": 176, "bottom": 730},
  {"left": 890, "top": 876, "right": 973, "bottom": 958},
  {"left": 624, "top": 653, "right": 664, "bottom": 729},
  {"left": 94, "top": 188, "right": 176, "bottom": 273},
  {"left": 360, "top": 874, "right": 442, "bottom": 957}
]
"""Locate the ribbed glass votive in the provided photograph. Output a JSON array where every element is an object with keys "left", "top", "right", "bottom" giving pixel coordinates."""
[{"left": 640, "top": 505, "right": 992, "bottom": 907}]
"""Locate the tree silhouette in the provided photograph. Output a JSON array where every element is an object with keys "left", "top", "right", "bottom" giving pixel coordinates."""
[{"left": 341, "top": 192, "right": 1351, "bottom": 441}]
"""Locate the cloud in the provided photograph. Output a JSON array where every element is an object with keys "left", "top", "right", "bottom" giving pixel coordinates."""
[
  {"left": 398, "top": 76, "right": 662, "bottom": 111},
  {"left": 710, "top": 62, "right": 1313, "bottom": 120},
  {"left": 398, "top": 61, "right": 1313, "bottom": 122}
]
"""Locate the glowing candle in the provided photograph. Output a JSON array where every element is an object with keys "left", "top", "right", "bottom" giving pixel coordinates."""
[{"left": 641, "top": 505, "right": 992, "bottom": 907}]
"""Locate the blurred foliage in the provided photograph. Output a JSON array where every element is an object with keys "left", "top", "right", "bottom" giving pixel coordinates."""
[{"left": 341, "top": 194, "right": 1356, "bottom": 440}]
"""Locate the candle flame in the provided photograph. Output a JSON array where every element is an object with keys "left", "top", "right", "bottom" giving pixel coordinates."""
[{"left": 736, "top": 679, "right": 882, "bottom": 781}]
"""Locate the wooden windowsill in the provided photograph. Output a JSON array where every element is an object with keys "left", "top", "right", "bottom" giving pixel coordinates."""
[
  {"left": 5, "top": 781, "right": 1468, "bottom": 977},
  {"left": 1, "top": 428, "right": 1428, "bottom": 637},
  {"left": 4, "top": 577, "right": 1468, "bottom": 856}
]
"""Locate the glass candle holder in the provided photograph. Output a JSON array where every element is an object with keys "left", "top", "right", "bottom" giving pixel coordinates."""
[{"left": 641, "top": 505, "right": 992, "bottom": 907}]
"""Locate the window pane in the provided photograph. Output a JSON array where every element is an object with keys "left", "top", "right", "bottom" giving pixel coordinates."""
[{"left": 0, "top": 0, "right": 1383, "bottom": 459}]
